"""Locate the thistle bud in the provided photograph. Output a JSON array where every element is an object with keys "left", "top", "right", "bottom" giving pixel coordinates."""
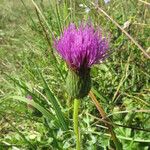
[{"left": 66, "top": 69, "right": 91, "bottom": 99}]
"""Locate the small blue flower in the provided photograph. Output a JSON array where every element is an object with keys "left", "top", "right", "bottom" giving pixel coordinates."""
[{"left": 104, "top": 0, "right": 110, "bottom": 4}]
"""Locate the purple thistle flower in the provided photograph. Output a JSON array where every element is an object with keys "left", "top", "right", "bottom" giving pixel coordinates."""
[
  {"left": 55, "top": 23, "right": 109, "bottom": 72},
  {"left": 26, "top": 95, "right": 32, "bottom": 100},
  {"left": 26, "top": 95, "right": 33, "bottom": 109}
]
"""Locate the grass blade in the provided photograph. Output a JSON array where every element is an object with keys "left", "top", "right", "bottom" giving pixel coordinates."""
[
  {"left": 9, "top": 96, "right": 60, "bottom": 128},
  {"left": 36, "top": 66, "right": 68, "bottom": 130}
]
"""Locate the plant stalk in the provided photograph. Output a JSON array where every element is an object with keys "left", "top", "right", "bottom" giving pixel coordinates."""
[
  {"left": 89, "top": 91, "right": 122, "bottom": 150},
  {"left": 73, "top": 99, "right": 81, "bottom": 150}
]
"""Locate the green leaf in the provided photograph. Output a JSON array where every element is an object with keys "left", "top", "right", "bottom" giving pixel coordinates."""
[
  {"left": 36, "top": 66, "right": 68, "bottom": 130},
  {"left": 9, "top": 96, "right": 60, "bottom": 128},
  {"left": 91, "top": 87, "right": 108, "bottom": 103}
]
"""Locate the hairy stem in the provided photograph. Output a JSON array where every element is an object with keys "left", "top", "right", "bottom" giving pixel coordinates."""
[{"left": 73, "top": 99, "right": 81, "bottom": 150}]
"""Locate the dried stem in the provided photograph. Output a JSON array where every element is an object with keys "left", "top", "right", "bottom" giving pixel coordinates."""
[
  {"left": 138, "top": 0, "right": 150, "bottom": 6},
  {"left": 89, "top": 91, "right": 122, "bottom": 150},
  {"left": 34, "top": 6, "right": 65, "bottom": 81},
  {"left": 90, "top": 1, "right": 150, "bottom": 59}
]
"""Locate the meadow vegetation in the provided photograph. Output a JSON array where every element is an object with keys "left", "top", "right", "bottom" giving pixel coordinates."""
[{"left": 0, "top": 0, "right": 150, "bottom": 149}]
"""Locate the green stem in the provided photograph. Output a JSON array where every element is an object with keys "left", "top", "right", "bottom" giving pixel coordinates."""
[{"left": 73, "top": 99, "right": 81, "bottom": 150}]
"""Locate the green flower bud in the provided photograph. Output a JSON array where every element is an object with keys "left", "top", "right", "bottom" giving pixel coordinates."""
[{"left": 66, "top": 69, "right": 91, "bottom": 99}]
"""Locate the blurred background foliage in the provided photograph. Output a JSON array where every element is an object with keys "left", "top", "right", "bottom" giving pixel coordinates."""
[{"left": 0, "top": 0, "right": 150, "bottom": 149}]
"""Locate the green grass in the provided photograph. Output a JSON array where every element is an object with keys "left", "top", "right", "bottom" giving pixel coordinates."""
[{"left": 0, "top": 0, "right": 150, "bottom": 149}]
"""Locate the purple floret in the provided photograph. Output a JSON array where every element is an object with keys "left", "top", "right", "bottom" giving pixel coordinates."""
[{"left": 55, "top": 23, "right": 109, "bottom": 71}]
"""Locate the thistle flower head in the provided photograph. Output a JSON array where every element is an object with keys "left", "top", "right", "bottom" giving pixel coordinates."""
[
  {"left": 55, "top": 23, "right": 109, "bottom": 72},
  {"left": 55, "top": 23, "right": 109, "bottom": 98}
]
